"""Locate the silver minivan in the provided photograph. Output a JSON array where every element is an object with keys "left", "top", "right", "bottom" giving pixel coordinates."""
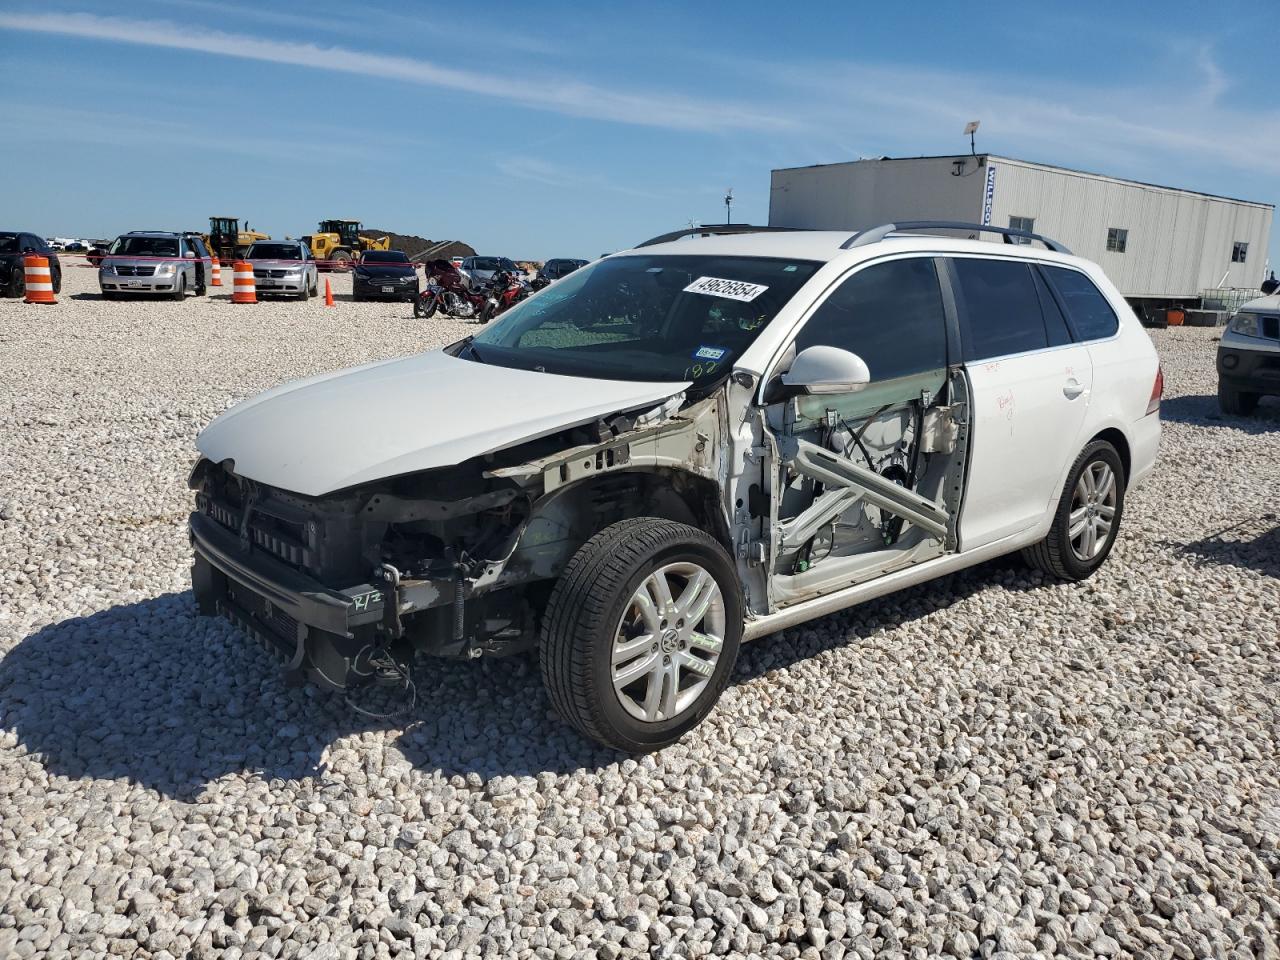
[{"left": 99, "top": 231, "right": 207, "bottom": 300}]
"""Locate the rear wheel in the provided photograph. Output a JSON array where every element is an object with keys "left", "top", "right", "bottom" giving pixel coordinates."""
[
  {"left": 1218, "top": 383, "right": 1259, "bottom": 416},
  {"left": 541, "top": 518, "right": 742, "bottom": 752},
  {"left": 1023, "top": 440, "right": 1125, "bottom": 581}
]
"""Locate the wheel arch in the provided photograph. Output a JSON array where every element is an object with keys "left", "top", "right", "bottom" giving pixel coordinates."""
[
  {"left": 509, "top": 467, "right": 733, "bottom": 584},
  {"left": 1089, "top": 426, "right": 1131, "bottom": 487}
]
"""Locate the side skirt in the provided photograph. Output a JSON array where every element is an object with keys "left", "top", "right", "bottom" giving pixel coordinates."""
[{"left": 742, "top": 529, "right": 1035, "bottom": 642}]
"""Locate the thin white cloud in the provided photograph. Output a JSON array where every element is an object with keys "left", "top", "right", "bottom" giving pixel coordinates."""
[
  {"left": 495, "top": 156, "right": 674, "bottom": 200},
  {"left": 0, "top": 11, "right": 792, "bottom": 133},
  {"left": 749, "top": 56, "right": 1280, "bottom": 181}
]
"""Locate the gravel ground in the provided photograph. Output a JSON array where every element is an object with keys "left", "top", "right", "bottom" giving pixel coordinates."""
[{"left": 1, "top": 263, "right": 1278, "bottom": 960}]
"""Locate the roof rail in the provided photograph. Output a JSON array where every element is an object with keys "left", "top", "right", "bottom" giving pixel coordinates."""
[
  {"left": 841, "top": 221, "right": 1072, "bottom": 254},
  {"left": 636, "top": 223, "right": 800, "bottom": 248}
]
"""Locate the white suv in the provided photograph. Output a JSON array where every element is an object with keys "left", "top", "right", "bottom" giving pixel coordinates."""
[{"left": 189, "top": 221, "right": 1162, "bottom": 751}]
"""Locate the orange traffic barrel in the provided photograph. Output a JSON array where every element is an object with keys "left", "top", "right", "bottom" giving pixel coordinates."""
[
  {"left": 1166, "top": 308, "right": 1185, "bottom": 326},
  {"left": 23, "top": 255, "right": 57, "bottom": 304},
  {"left": 210, "top": 256, "right": 222, "bottom": 287},
  {"left": 232, "top": 260, "right": 257, "bottom": 304}
]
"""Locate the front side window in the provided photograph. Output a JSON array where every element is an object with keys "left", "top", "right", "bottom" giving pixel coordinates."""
[
  {"left": 1106, "top": 228, "right": 1128, "bottom": 253},
  {"left": 952, "top": 258, "right": 1048, "bottom": 361},
  {"left": 1231, "top": 241, "right": 1248, "bottom": 264},
  {"left": 1042, "top": 266, "right": 1119, "bottom": 340},
  {"left": 794, "top": 257, "right": 947, "bottom": 381},
  {"left": 470, "top": 254, "right": 820, "bottom": 388},
  {"left": 1009, "top": 215, "right": 1035, "bottom": 244}
]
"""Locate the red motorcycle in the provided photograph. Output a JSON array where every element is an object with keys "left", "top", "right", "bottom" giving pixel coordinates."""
[
  {"left": 415, "top": 258, "right": 497, "bottom": 321},
  {"left": 489, "top": 269, "right": 529, "bottom": 317}
]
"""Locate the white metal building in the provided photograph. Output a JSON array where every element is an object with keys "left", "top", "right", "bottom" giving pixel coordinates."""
[{"left": 769, "top": 154, "right": 1274, "bottom": 311}]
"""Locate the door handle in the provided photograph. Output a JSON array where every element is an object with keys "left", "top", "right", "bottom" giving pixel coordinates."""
[{"left": 1063, "top": 378, "right": 1086, "bottom": 399}]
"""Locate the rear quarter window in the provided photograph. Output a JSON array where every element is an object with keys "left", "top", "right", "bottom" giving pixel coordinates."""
[{"left": 1042, "top": 266, "right": 1119, "bottom": 340}]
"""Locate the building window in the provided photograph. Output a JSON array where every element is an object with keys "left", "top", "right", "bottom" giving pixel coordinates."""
[
  {"left": 1231, "top": 242, "right": 1248, "bottom": 264},
  {"left": 1106, "top": 228, "right": 1128, "bottom": 253},
  {"left": 1009, "top": 216, "right": 1035, "bottom": 244}
]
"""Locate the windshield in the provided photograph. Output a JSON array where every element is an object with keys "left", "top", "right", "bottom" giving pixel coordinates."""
[
  {"left": 362, "top": 250, "right": 409, "bottom": 263},
  {"left": 247, "top": 242, "right": 301, "bottom": 260},
  {"left": 109, "top": 236, "right": 178, "bottom": 258},
  {"left": 470, "top": 257, "right": 500, "bottom": 270},
  {"left": 0, "top": 234, "right": 18, "bottom": 253},
  {"left": 470, "top": 254, "right": 820, "bottom": 387}
]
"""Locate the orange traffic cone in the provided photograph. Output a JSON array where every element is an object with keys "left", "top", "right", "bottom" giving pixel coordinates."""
[
  {"left": 210, "top": 256, "right": 222, "bottom": 287},
  {"left": 232, "top": 261, "right": 257, "bottom": 304},
  {"left": 324, "top": 278, "right": 334, "bottom": 307},
  {"left": 22, "top": 255, "right": 57, "bottom": 304}
]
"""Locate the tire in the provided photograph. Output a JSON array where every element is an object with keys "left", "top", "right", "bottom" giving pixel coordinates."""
[
  {"left": 1218, "top": 383, "right": 1259, "bottom": 416},
  {"left": 9, "top": 268, "right": 24, "bottom": 298},
  {"left": 330, "top": 250, "right": 352, "bottom": 271},
  {"left": 541, "top": 518, "right": 743, "bottom": 752},
  {"left": 1023, "top": 440, "right": 1125, "bottom": 581},
  {"left": 299, "top": 281, "right": 310, "bottom": 301},
  {"left": 414, "top": 295, "right": 437, "bottom": 319},
  {"left": 171, "top": 275, "right": 186, "bottom": 301},
  {"left": 52, "top": 268, "right": 62, "bottom": 295}
]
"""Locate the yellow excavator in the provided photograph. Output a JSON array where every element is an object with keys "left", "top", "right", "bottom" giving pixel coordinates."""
[
  {"left": 206, "top": 216, "right": 270, "bottom": 262},
  {"left": 300, "top": 220, "right": 390, "bottom": 269}
]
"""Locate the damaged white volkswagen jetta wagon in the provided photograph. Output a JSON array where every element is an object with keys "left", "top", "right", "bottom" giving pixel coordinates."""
[{"left": 190, "top": 221, "right": 1162, "bottom": 751}]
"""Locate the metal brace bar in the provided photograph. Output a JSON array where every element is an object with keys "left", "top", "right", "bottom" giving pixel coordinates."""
[
  {"left": 777, "top": 487, "right": 863, "bottom": 551},
  {"left": 782, "top": 437, "right": 950, "bottom": 540}
]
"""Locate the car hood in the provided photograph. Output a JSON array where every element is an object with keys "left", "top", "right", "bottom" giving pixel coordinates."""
[
  {"left": 196, "top": 350, "right": 690, "bottom": 496},
  {"left": 355, "top": 263, "right": 416, "bottom": 277}
]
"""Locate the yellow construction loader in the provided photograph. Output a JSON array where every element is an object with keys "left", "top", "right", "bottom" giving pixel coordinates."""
[
  {"left": 300, "top": 220, "right": 390, "bottom": 269},
  {"left": 206, "top": 216, "right": 270, "bottom": 262}
]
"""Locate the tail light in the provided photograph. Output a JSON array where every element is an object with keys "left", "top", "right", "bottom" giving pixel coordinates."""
[{"left": 1146, "top": 364, "right": 1163, "bottom": 415}]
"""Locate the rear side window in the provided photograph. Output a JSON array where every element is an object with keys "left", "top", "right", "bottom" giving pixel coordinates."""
[
  {"left": 952, "top": 258, "right": 1047, "bottom": 360},
  {"left": 1042, "top": 266, "right": 1119, "bottom": 340},
  {"left": 796, "top": 257, "right": 947, "bottom": 381}
]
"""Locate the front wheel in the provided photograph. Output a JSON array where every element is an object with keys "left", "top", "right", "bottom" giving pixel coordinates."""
[
  {"left": 414, "top": 295, "right": 437, "bottom": 319},
  {"left": 541, "top": 518, "right": 743, "bottom": 752},
  {"left": 1218, "top": 383, "right": 1259, "bottom": 416},
  {"left": 1023, "top": 440, "right": 1125, "bottom": 581},
  {"left": 171, "top": 275, "right": 186, "bottom": 301}
]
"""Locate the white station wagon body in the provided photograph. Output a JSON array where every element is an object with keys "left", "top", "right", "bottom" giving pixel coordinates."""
[{"left": 190, "top": 222, "right": 1161, "bottom": 749}]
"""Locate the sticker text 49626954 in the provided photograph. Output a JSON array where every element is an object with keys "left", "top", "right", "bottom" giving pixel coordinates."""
[{"left": 683, "top": 276, "right": 769, "bottom": 302}]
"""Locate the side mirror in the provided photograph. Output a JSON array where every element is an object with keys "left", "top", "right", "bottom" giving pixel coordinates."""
[{"left": 773, "top": 345, "right": 871, "bottom": 398}]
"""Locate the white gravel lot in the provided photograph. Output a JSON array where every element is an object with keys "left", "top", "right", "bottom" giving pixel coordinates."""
[{"left": 1, "top": 261, "right": 1278, "bottom": 960}]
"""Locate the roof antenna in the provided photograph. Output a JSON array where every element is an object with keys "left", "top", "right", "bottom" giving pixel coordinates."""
[
  {"left": 724, "top": 187, "right": 733, "bottom": 225},
  {"left": 964, "top": 120, "right": 980, "bottom": 156}
]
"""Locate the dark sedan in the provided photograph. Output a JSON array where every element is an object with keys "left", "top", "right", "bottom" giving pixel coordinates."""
[
  {"left": 1, "top": 232, "right": 62, "bottom": 298},
  {"left": 352, "top": 249, "right": 419, "bottom": 302},
  {"left": 540, "top": 258, "right": 588, "bottom": 282}
]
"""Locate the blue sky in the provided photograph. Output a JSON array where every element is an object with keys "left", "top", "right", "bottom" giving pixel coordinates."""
[{"left": 2, "top": 0, "right": 1276, "bottom": 268}]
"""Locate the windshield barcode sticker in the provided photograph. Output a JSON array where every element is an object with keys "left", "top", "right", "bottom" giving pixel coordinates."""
[{"left": 684, "top": 276, "right": 769, "bottom": 302}]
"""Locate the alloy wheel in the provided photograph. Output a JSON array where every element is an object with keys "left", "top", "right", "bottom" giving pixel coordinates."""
[
  {"left": 611, "top": 562, "right": 725, "bottom": 723},
  {"left": 1068, "top": 460, "right": 1116, "bottom": 561}
]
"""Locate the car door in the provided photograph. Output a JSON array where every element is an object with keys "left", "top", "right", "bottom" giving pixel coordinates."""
[
  {"left": 759, "top": 255, "right": 956, "bottom": 595},
  {"left": 948, "top": 256, "right": 1093, "bottom": 549}
]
